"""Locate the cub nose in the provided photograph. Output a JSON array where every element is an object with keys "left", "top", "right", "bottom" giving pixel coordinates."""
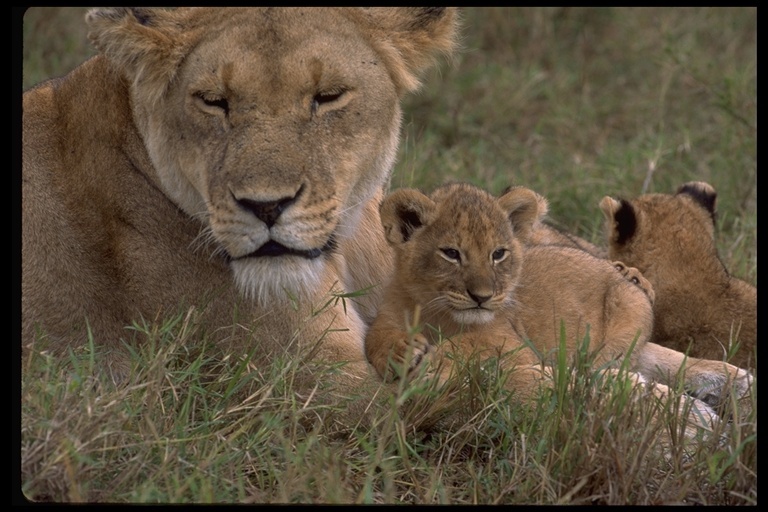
[{"left": 467, "top": 290, "right": 492, "bottom": 306}]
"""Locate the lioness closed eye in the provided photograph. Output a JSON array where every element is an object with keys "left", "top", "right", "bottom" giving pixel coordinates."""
[
  {"left": 366, "top": 182, "right": 751, "bottom": 433},
  {"left": 22, "top": 7, "right": 458, "bottom": 415}
]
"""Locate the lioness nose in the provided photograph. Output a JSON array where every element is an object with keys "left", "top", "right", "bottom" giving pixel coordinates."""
[
  {"left": 237, "top": 194, "right": 297, "bottom": 228},
  {"left": 467, "top": 290, "right": 492, "bottom": 306}
]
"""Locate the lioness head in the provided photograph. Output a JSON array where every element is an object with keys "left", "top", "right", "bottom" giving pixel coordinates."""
[
  {"left": 380, "top": 183, "right": 542, "bottom": 325},
  {"left": 84, "top": 7, "right": 458, "bottom": 302}
]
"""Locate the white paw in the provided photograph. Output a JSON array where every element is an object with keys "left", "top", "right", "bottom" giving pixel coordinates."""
[{"left": 686, "top": 366, "right": 753, "bottom": 408}]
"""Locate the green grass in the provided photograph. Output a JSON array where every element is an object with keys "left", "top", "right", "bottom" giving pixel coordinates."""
[
  {"left": 22, "top": 314, "right": 756, "bottom": 504},
  {"left": 21, "top": 7, "right": 756, "bottom": 504}
]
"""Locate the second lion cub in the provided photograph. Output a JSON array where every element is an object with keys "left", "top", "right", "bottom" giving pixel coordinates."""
[
  {"left": 365, "top": 183, "right": 750, "bottom": 416},
  {"left": 599, "top": 182, "right": 756, "bottom": 368}
]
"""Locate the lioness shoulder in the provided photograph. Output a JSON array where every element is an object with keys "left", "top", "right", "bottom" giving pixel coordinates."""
[
  {"left": 518, "top": 187, "right": 606, "bottom": 257},
  {"left": 600, "top": 181, "right": 756, "bottom": 368}
]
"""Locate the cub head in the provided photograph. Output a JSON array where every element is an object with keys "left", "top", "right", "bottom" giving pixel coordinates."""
[
  {"left": 599, "top": 181, "right": 721, "bottom": 284},
  {"left": 85, "top": 7, "right": 458, "bottom": 302},
  {"left": 380, "top": 183, "right": 543, "bottom": 325}
]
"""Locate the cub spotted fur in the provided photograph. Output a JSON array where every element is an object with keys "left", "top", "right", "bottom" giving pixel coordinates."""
[
  {"left": 22, "top": 8, "right": 458, "bottom": 412},
  {"left": 366, "top": 183, "right": 751, "bottom": 418},
  {"left": 600, "top": 182, "right": 757, "bottom": 368}
]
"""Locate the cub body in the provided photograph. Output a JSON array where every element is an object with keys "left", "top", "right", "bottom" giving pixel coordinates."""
[
  {"left": 22, "top": 7, "right": 458, "bottom": 400},
  {"left": 366, "top": 183, "right": 750, "bottom": 418},
  {"left": 366, "top": 183, "right": 548, "bottom": 398},
  {"left": 600, "top": 182, "right": 757, "bottom": 368}
]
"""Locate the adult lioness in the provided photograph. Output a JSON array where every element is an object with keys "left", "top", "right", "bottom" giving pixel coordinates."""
[
  {"left": 365, "top": 183, "right": 750, "bottom": 420},
  {"left": 22, "top": 8, "right": 458, "bottom": 412},
  {"left": 600, "top": 182, "right": 757, "bottom": 369}
]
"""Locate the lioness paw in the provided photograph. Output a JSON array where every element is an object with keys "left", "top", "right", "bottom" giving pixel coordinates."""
[
  {"left": 613, "top": 261, "right": 655, "bottom": 304},
  {"left": 640, "top": 380, "right": 720, "bottom": 438},
  {"left": 684, "top": 362, "right": 753, "bottom": 409}
]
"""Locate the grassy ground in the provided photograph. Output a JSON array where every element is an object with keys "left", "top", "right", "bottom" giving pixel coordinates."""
[{"left": 20, "top": 7, "right": 756, "bottom": 504}]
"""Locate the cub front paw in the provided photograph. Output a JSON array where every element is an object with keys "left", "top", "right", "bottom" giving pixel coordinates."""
[{"left": 387, "top": 333, "right": 433, "bottom": 380}]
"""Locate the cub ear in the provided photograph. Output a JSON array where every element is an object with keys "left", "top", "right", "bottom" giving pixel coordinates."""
[
  {"left": 86, "top": 7, "right": 190, "bottom": 105},
  {"left": 379, "top": 189, "right": 436, "bottom": 246},
  {"left": 599, "top": 196, "right": 637, "bottom": 246},
  {"left": 359, "top": 7, "right": 460, "bottom": 94},
  {"left": 676, "top": 181, "right": 717, "bottom": 225},
  {"left": 497, "top": 186, "right": 544, "bottom": 243}
]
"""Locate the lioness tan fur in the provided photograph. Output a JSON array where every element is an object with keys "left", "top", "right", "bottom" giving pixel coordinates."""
[
  {"left": 22, "top": 8, "right": 458, "bottom": 417},
  {"left": 365, "top": 183, "right": 750, "bottom": 424},
  {"left": 600, "top": 182, "right": 757, "bottom": 369}
]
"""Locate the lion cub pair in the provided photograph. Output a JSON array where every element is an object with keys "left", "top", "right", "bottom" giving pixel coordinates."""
[{"left": 365, "top": 182, "right": 750, "bottom": 426}]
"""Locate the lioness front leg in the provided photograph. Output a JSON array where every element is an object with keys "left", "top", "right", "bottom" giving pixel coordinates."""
[
  {"left": 613, "top": 261, "right": 655, "bottom": 304},
  {"left": 637, "top": 342, "right": 752, "bottom": 409}
]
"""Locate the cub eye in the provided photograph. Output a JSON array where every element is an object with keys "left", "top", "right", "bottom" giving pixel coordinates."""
[
  {"left": 439, "top": 247, "right": 461, "bottom": 263},
  {"left": 491, "top": 248, "right": 508, "bottom": 263},
  {"left": 194, "top": 92, "right": 229, "bottom": 116}
]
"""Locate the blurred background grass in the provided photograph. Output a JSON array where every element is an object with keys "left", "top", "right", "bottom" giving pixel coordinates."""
[{"left": 22, "top": 7, "right": 756, "bottom": 282}]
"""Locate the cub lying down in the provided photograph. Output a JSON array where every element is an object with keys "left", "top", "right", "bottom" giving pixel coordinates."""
[
  {"left": 600, "top": 181, "right": 756, "bottom": 368},
  {"left": 365, "top": 183, "right": 751, "bottom": 426}
]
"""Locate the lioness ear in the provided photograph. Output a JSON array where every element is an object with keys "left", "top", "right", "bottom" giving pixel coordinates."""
[
  {"left": 380, "top": 189, "right": 435, "bottom": 246},
  {"left": 676, "top": 181, "right": 717, "bottom": 225},
  {"left": 86, "top": 7, "right": 190, "bottom": 105},
  {"left": 600, "top": 196, "right": 637, "bottom": 246},
  {"left": 358, "top": 7, "right": 460, "bottom": 94},
  {"left": 497, "top": 186, "right": 543, "bottom": 243}
]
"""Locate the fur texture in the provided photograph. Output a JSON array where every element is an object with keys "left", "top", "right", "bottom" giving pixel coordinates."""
[{"left": 600, "top": 181, "right": 756, "bottom": 369}]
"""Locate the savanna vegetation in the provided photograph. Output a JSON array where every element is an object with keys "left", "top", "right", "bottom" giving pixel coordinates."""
[{"left": 20, "top": 7, "right": 756, "bottom": 504}]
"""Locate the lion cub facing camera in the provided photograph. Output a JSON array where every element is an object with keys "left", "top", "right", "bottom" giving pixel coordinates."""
[{"left": 365, "top": 182, "right": 750, "bottom": 418}]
